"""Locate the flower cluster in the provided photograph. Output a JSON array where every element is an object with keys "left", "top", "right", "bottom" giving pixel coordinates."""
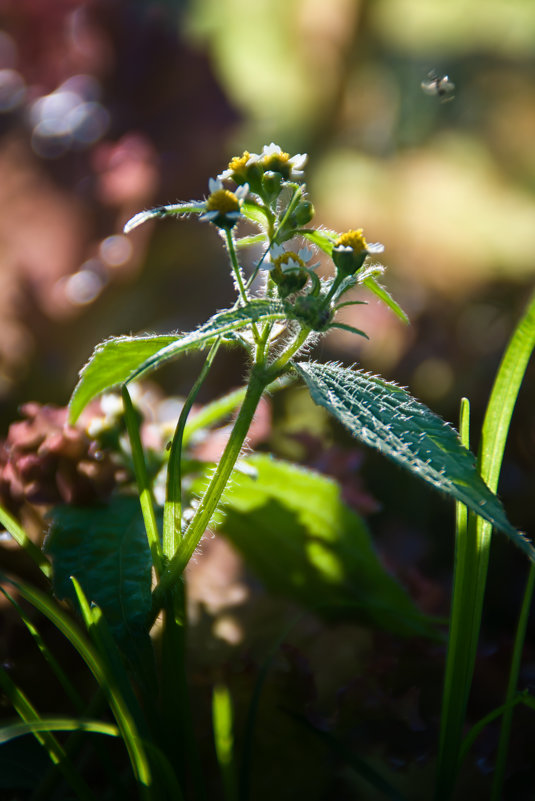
[
  {"left": 124, "top": 142, "right": 393, "bottom": 339},
  {"left": 218, "top": 143, "right": 307, "bottom": 185}
]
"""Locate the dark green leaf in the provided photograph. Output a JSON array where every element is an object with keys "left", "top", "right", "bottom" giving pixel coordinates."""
[
  {"left": 217, "top": 455, "right": 438, "bottom": 637},
  {"left": 45, "top": 497, "right": 153, "bottom": 647},
  {"left": 68, "top": 299, "right": 287, "bottom": 422},
  {"left": 294, "top": 361, "right": 534, "bottom": 559}
]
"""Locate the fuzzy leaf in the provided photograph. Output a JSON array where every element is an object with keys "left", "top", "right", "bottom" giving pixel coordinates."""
[
  {"left": 217, "top": 455, "right": 438, "bottom": 637},
  {"left": 361, "top": 276, "right": 409, "bottom": 324},
  {"left": 241, "top": 200, "right": 271, "bottom": 228},
  {"left": 124, "top": 202, "right": 204, "bottom": 233},
  {"left": 294, "top": 361, "right": 535, "bottom": 559},
  {"left": 45, "top": 497, "right": 153, "bottom": 647},
  {"left": 69, "top": 299, "right": 287, "bottom": 423},
  {"left": 301, "top": 228, "right": 337, "bottom": 255}
]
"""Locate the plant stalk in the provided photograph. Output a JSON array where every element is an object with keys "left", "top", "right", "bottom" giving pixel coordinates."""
[{"left": 149, "top": 362, "right": 271, "bottom": 625}]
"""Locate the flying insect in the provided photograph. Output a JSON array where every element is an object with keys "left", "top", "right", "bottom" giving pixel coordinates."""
[{"left": 421, "top": 71, "right": 455, "bottom": 102}]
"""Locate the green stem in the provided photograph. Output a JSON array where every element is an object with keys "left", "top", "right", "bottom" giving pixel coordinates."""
[
  {"left": 274, "top": 184, "right": 302, "bottom": 237},
  {"left": 269, "top": 326, "right": 311, "bottom": 373},
  {"left": 225, "top": 229, "right": 261, "bottom": 342},
  {"left": 225, "top": 229, "right": 249, "bottom": 302},
  {"left": 149, "top": 363, "right": 271, "bottom": 625},
  {"left": 164, "top": 339, "right": 221, "bottom": 559}
]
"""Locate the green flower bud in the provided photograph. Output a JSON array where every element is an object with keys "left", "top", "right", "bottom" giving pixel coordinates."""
[
  {"left": 332, "top": 229, "right": 384, "bottom": 277},
  {"left": 293, "top": 200, "right": 315, "bottom": 225}
]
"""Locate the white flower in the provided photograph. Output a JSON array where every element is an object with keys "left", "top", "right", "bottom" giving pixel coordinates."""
[
  {"left": 259, "top": 143, "right": 307, "bottom": 180},
  {"left": 200, "top": 179, "right": 249, "bottom": 228},
  {"left": 261, "top": 244, "right": 317, "bottom": 273},
  {"left": 218, "top": 144, "right": 307, "bottom": 183}
]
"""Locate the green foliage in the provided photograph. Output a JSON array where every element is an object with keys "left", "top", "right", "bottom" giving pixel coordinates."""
[
  {"left": 45, "top": 496, "right": 153, "bottom": 647},
  {"left": 294, "top": 361, "right": 532, "bottom": 557},
  {"left": 69, "top": 300, "right": 287, "bottom": 423},
  {"left": 216, "top": 455, "right": 437, "bottom": 637}
]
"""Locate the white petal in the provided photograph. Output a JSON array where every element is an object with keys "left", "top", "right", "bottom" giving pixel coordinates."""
[
  {"left": 269, "top": 243, "right": 285, "bottom": 259},
  {"left": 289, "top": 153, "right": 308, "bottom": 170},
  {"left": 298, "top": 247, "right": 313, "bottom": 262},
  {"left": 262, "top": 143, "right": 282, "bottom": 157},
  {"left": 366, "top": 242, "right": 384, "bottom": 254},
  {"left": 208, "top": 177, "right": 222, "bottom": 193},
  {"left": 201, "top": 210, "right": 219, "bottom": 222}
]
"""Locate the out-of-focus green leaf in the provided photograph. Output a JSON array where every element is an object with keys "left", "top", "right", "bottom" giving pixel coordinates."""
[
  {"left": 217, "top": 454, "right": 437, "bottom": 637},
  {"left": 294, "top": 361, "right": 534, "bottom": 560}
]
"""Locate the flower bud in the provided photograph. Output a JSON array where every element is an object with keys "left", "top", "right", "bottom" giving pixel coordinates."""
[
  {"left": 262, "top": 170, "right": 284, "bottom": 201},
  {"left": 332, "top": 229, "right": 384, "bottom": 277},
  {"left": 293, "top": 200, "right": 315, "bottom": 226}
]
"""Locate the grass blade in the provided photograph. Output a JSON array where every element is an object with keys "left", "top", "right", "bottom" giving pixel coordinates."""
[
  {"left": 212, "top": 684, "right": 238, "bottom": 801},
  {"left": 122, "top": 384, "right": 163, "bottom": 577},
  {"left": 70, "top": 577, "right": 155, "bottom": 800},
  {"left": 491, "top": 563, "right": 535, "bottom": 800},
  {"left": 0, "top": 664, "right": 94, "bottom": 801},
  {"left": 436, "top": 289, "right": 535, "bottom": 800},
  {"left": 0, "top": 718, "right": 119, "bottom": 743},
  {"left": 0, "top": 504, "right": 51, "bottom": 577},
  {"left": 164, "top": 339, "right": 221, "bottom": 559},
  {"left": 435, "top": 398, "right": 481, "bottom": 800}
]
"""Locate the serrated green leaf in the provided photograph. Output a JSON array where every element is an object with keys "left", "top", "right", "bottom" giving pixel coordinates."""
[
  {"left": 294, "top": 361, "right": 535, "bottom": 559},
  {"left": 68, "top": 299, "right": 287, "bottom": 422},
  {"left": 45, "top": 496, "right": 152, "bottom": 647},
  {"left": 124, "top": 202, "right": 204, "bottom": 233},
  {"left": 217, "top": 455, "right": 438, "bottom": 637}
]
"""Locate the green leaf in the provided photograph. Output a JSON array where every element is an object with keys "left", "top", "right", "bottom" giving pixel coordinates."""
[
  {"left": 0, "top": 718, "right": 119, "bottom": 744},
  {"left": 361, "top": 276, "right": 409, "bottom": 324},
  {"left": 241, "top": 200, "right": 271, "bottom": 228},
  {"left": 294, "top": 361, "right": 534, "bottom": 559},
  {"left": 216, "top": 455, "right": 438, "bottom": 637},
  {"left": 68, "top": 299, "right": 287, "bottom": 422},
  {"left": 300, "top": 228, "right": 337, "bottom": 255},
  {"left": 124, "top": 202, "right": 204, "bottom": 233},
  {"left": 45, "top": 496, "right": 153, "bottom": 647}
]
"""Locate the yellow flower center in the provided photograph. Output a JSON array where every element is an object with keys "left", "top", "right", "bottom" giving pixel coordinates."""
[
  {"left": 274, "top": 252, "right": 305, "bottom": 270},
  {"left": 262, "top": 151, "right": 291, "bottom": 177},
  {"left": 227, "top": 151, "right": 251, "bottom": 179},
  {"left": 336, "top": 229, "right": 368, "bottom": 252},
  {"left": 206, "top": 189, "right": 240, "bottom": 214}
]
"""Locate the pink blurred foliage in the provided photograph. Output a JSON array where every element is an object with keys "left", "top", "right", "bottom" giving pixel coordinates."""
[{"left": 0, "top": 400, "right": 127, "bottom": 518}]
